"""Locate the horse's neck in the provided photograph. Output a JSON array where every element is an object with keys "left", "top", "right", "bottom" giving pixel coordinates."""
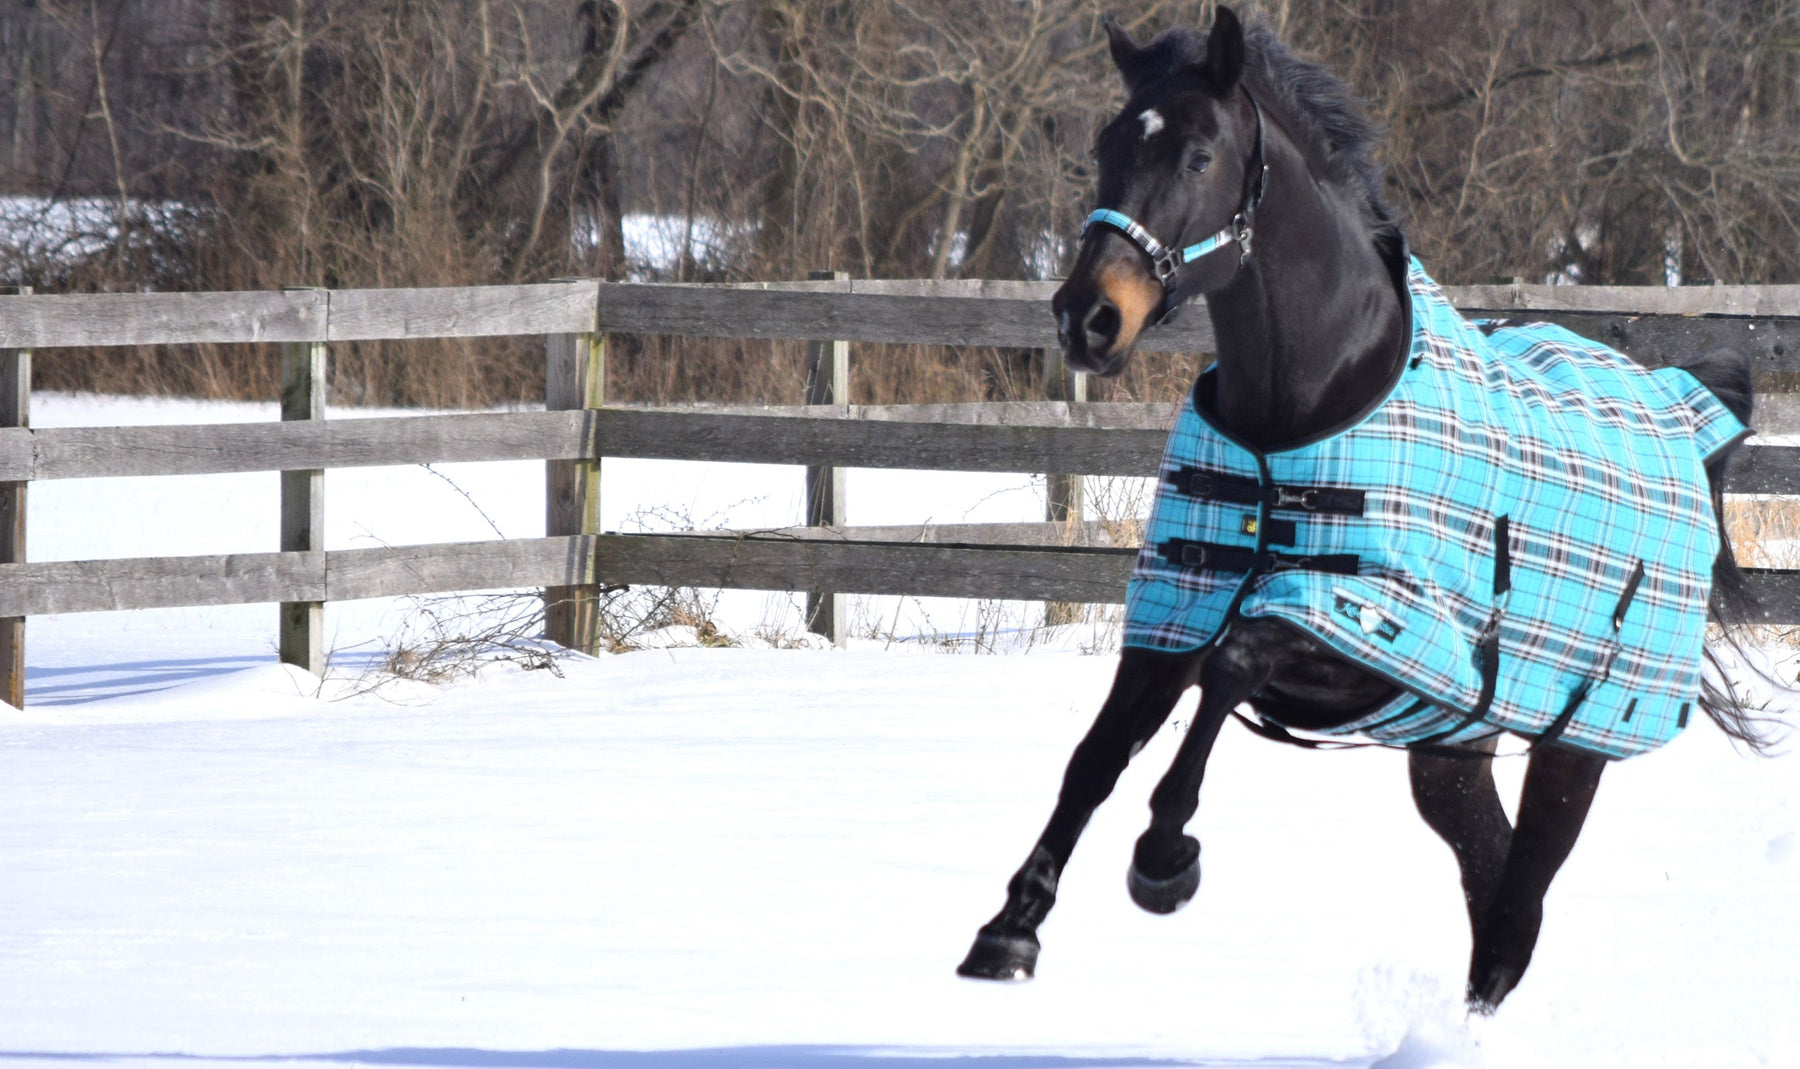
[{"left": 1203, "top": 146, "right": 1405, "bottom": 448}]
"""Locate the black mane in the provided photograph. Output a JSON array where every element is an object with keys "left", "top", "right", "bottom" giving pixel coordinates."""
[{"left": 1133, "top": 19, "right": 1399, "bottom": 241}]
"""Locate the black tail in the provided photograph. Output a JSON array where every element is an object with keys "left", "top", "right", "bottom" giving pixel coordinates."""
[{"left": 1682, "top": 347, "right": 1785, "bottom": 753}]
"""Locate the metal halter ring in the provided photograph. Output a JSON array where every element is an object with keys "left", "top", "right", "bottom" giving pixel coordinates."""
[
  {"left": 1234, "top": 213, "right": 1256, "bottom": 265},
  {"left": 1151, "top": 250, "right": 1182, "bottom": 284}
]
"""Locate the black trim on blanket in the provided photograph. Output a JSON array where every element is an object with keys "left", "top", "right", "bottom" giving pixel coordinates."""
[{"left": 1701, "top": 425, "right": 1754, "bottom": 465}]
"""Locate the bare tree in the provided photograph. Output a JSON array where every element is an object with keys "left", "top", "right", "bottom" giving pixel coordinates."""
[{"left": 11, "top": 0, "right": 1800, "bottom": 406}]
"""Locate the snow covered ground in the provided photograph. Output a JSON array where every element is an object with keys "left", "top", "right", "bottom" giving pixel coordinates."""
[{"left": 2, "top": 396, "right": 1797, "bottom": 1069}]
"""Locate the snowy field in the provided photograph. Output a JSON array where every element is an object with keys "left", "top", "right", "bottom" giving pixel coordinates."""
[{"left": 2, "top": 395, "right": 1798, "bottom": 1069}]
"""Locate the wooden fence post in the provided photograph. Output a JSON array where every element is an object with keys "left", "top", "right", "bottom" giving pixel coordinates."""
[
  {"left": 1044, "top": 345, "right": 1088, "bottom": 627},
  {"left": 546, "top": 326, "right": 606, "bottom": 655},
  {"left": 1, "top": 285, "right": 30, "bottom": 708},
  {"left": 804, "top": 269, "right": 850, "bottom": 646},
  {"left": 280, "top": 331, "right": 327, "bottom": 676}
]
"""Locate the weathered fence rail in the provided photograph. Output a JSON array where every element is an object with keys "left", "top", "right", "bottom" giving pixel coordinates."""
[
  {"left": 11, "top": 278, "right": 1800, "bottom": 370},
  {"left": 593, "top": 277, "right": 1800, "bottom": 377},
  {"left": 6, "top": 402, "right": 1800, "bottom": 489},
  {"left": 2, "top": 276, "right": 1799, "bottom": 706}
]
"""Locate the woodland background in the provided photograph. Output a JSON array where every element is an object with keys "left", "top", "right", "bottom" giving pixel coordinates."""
[{"left": 3, "top": 0, "right": 1799, "bottom": 407}]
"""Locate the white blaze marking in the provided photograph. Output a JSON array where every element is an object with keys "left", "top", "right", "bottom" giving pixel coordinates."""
[{"left": 1138, "top": 109, "right": 1165, "bottom": 139}]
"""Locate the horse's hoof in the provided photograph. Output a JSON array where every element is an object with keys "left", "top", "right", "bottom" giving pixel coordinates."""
[
  {"left": 956, "top": 928, "right": 1039, "bottom": 982},
  {"left": 1467, "top": 963, "right": 1522, "bottom": 1015},
  {"left": 1127, "top": 833, "right": 1200, "bottom": 914},
  {"left": 1127, "top": 853, "right": 1200, "bottom": 914}
]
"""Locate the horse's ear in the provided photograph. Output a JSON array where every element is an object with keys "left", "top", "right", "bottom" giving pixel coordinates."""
[
  {"left": 1203, "top": 6, "right": 1245, "bottom": 93},
  {"left": 1104, "top": 15, "right": 1148, "bottom": 90}
]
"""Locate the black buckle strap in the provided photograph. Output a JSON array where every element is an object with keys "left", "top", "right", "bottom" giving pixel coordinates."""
[
  {"left": 1168, "top": 467, "right": 1263, "bottom": 505},
  {"left": 1231, "top": 709, "right": 1377, "bottom": 751},
  {"left": 1611, "top": 560, "right": 1645, "bottom": 632},
  {"left": 1410, "top": 515, "right": 1512, "bottom": 750},
  {"left": 1535, "top": 558, "right": 1646, "bottom": 749},
  {"left": 1167, "top": 466, "right": 1366, "bottom": 515},
  {"left": 1271, "top": 485, "right": 1366, "bottom": 514},
  {"left": 1234, "top": 703, "right": 1504, "bottom": 760},
  {"left": 1159, "top": 538, "right": 1359, "bottom": 576}
]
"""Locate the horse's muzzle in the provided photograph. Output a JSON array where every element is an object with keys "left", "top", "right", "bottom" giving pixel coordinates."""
[{"left": 1053, "top": 254, "right": 1160, "bottom": 377}]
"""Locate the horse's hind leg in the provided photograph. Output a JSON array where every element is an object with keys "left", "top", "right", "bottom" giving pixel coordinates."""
[
  {"left": 1466, "top": 743, "right": 1606, "bottom": 1012},
  {"left": 1409, "top": 736, "right": 1512, "bottom": 940},
  {"left": 957, "top": 648, "right": 1201, "bottom": 981},
  {"left": 1129, "top": 640, "right": 1270, "bottom": 915}
]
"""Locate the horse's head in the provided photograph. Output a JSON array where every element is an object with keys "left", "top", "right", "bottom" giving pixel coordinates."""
[{"left": 1053, "top": 7, "right": 1266, "bottom": 377}]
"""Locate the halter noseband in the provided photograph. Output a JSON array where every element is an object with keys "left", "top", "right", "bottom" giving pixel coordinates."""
[{"left": 1082, "top": 92, "right": 1271, "bottom": 324}]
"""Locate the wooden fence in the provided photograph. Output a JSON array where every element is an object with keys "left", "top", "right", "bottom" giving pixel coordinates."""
[{"left": 4, "top": 276, "right": 1800, "bottom": 707}]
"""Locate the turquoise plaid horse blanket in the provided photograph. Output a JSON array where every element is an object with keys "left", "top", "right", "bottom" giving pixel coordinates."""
[{"left": 1124, "top": 258, "right": 1749, "bottom": 759}]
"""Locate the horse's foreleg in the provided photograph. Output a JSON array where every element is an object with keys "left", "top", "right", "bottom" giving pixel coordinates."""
[
  {"left": 957, "top": 648, "right": 1202, "bottom": 981},
  {"left": 1466, "top": 743, "right": 1606, "bottom": 1013},
  {"left": 1128, "top": 639, "right": 1270, "bottom": 915},
  {"left": 1409, "top": 736, "right": 1511, "bottom": 939}
]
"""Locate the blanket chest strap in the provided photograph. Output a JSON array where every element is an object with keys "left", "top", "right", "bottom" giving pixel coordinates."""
[
  {"left": 1167, "top": 466, "right": 1366, "bottom": 515},
  {"left": 1158, "top": 538, "right": 1360, "bottom": 576}
]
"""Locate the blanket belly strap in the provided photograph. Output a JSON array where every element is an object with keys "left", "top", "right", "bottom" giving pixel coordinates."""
[{"left": 1158, "top": 538, "right": 1360, "bottom": 576}]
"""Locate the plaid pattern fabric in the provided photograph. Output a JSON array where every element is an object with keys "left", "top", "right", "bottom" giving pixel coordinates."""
[{"left": 1124, "top": 258, "right": 1749, "bottom": 759}]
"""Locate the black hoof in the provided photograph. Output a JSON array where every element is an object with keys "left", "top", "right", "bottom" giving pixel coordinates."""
[
  {"left": 1467, "top": 902, "right": 1539, "bottom": 1013},
  {"left": 1467, "top": 963, "right": 1521, "bottom": 1015},
  {"left": 1127, "top": 859, "right": 1200, "bottom": 914},
  {"left": 1129, "top": 834, "right": 1200, "bottom": 914},
  {"left": 956, "top": 928, "right": 1039, "bottom": 982}
]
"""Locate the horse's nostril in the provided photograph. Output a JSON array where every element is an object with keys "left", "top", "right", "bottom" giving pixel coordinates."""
[{"left": 1085, "top": 302, "right": 1121, "bottom": 344}]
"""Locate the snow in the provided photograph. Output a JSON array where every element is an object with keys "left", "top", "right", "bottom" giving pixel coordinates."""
[
  {"left": 2, "top": 395, "right": 1798, "bottom": 1069},
  {"left": 4, "top": 201, "right": 1067, "bottom": 285},
  {"left": 4, "top": 200, "right": 751, "bottom": 284},
  {"left": 1, "top": 197, "right": 199, "bottom": 281}
]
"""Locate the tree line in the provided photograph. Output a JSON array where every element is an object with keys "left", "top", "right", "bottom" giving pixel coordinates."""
[{"left": 4, "top": 0, "right": 1799, "bottom": 405}]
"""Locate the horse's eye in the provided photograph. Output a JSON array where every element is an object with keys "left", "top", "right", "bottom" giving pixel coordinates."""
[{"left": 1187, "top": 152, "right": 1213, "bottom": 175}]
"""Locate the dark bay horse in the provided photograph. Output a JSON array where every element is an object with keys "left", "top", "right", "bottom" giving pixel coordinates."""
[{"left": 957, "top": 7, "right": 1771, "bottom": 1012}]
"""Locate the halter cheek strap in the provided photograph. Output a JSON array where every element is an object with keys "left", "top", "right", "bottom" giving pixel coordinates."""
[
  {"left": 1085, "top": 208, "right": 1244, "bottom": 286},
  {"left": 1082, "top": 92, "right": 1270, "bottom": 321}
]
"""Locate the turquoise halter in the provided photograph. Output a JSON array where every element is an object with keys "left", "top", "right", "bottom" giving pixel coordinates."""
[
  {"left": 1084, "top": 207, "right": 1247, "bottom": 282},
  {"left": 1083, "top": 92, "right": 1270, "bottom": 322}
]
